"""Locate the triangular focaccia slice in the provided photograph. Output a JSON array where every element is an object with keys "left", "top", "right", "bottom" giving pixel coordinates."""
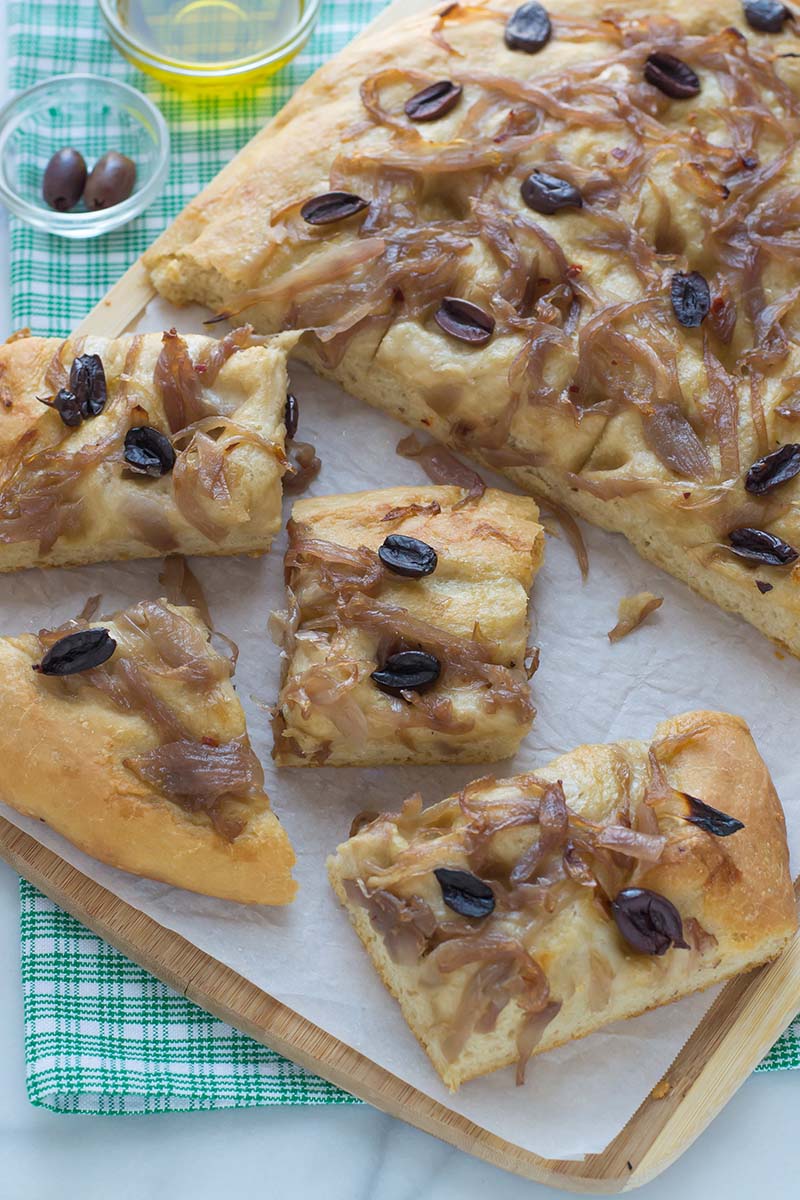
[
  {"left": 146, "top": 0, "right": 800, "bottom": 655},
  {"left": 328, "top": 711, "right": 796, "bottom": 1088},
  {"left": 0, "top": 328, "right": 292, "bottom": 571},
  {"left": 272, "top": 485, "right": 544, "bottom": 766},
  {"left": 0, "top": 600, "right": 296, "bottom": 904}
]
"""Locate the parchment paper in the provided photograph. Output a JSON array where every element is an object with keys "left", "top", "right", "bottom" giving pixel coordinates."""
[{"left": 0, "top": 298, "right": 797, "bottom": 1160}]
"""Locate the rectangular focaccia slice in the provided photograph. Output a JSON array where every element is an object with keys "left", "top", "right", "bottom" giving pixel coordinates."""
[
  {"left": 272, "top": 484, "right": 545, "bottom": 766},
  {"left": 0, "top": 599, "right": 296, "bottom": 905},
  {"left": 328, "top": 711, "right": 797, "bottom": 1089},
  {"left": 0, "top": 327, "right": 292, "bottom": 571}
]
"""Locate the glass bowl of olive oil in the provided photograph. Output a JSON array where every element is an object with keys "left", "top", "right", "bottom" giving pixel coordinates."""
[{"left": 98, "top": 0, "right": 322, "bottom": 89}]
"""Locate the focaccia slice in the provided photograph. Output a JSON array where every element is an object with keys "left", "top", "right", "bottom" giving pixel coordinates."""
[
  {"left": 145, "top": 0, "right": 800, "bottom": 656},
  {"left": 0, "top": 327, "right": 292, "bottom": 571},
  {"left": 272, "top": 485, "right": 544, "bottom": 766},
  {"left": 328, "top": 711, "right": 796, "bottom": 1088},
  {"left": 0, "top": 599, "right": 296, "bottom": 904}
]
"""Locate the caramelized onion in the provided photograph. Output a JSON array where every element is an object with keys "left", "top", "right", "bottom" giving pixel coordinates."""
[
  {"left": 87, "top": 655, "right": 188, "bottom": 742},
  {"left": 639, "top": 403, "right": 713, "bottom": 482},
  {"left": 125, "top": 735, "right": 264, "bottom": 841},
  {"left": 159, "top": 555, "right": 213, "bottom": 630},
  {"left": 510, "top": 781, "right": 569, "bottom": 884},
  {"left": 586, "top": 951, "right": 614, "bottom": 1013},
  {"left": 540, "top": 498, "right": 590, "bottom": 580},
  {"left": 684, "top": 916, "right": 718, "bottom": 956},
  {"left": 286, "top": 528, "right": 383, "bottom": 600},
  {"left": 396, "top": 433, "right": 486, "bottom": 507},
  {"left": 381, "top": 499, "right": 442, "bottom": 522},
  {"left": 297, "top": 588, "right": 534, "bottom": 724},
  {"left": 210, "top": 238, "right": 387, "bottom": 323},
  {"left": 172, "top": 432, "right": 237, "bottom": 542},
  {"left": 280, "top": 660, "right": 371, "bottom": 741},
  {"left": 343, "top": 879, "right": 437, "bottom": 965},
  {"left": 154, "top": 329, "right": 209, "bottom": 434},
  {"left": 0, "top": 400, "right": 131, "bottom": 551},
  {"left": 195, "top": 326, "right": 255, "bottom": 385},
  {"left": 702, "top": 340, "right": 740, "bottom": 479},
  {"left": 284, "top": 440, "right": 321, "bottom": 493},
  {"left": 594, "top": 825, "right": 666, "bottom": 861},
  {"left": 516, "top": 1000, "right": 562, "bottom": 1086},
  {"left": 607, "top": 592, "right": 663, "bottom": 642}
]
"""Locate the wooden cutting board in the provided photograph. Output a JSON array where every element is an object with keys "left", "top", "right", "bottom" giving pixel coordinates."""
[{"left": 2, "top": 0, "right": 800, "bottom": 1190}]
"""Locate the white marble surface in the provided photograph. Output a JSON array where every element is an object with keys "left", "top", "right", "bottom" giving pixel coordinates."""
[{"left": 0, "top": 10, "right": 799, "bottom": 1198}]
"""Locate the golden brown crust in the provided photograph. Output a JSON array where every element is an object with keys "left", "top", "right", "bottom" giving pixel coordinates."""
[
  {"left": 328, "top": 710, "right": 797, "bottom": 1088},
  {"left": 0, "top": 330, "right": 292, "bottom": 572},
  {"left": 145, "top": 0, "right": 800, "bottom": 654},
  {"left": 273, "top": 485, "right": 544, "bottom": 765},
  {"left": 0, "top": 602, "right": 296, "bottom": 905}
]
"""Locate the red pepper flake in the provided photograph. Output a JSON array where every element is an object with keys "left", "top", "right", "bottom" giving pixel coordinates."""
[{"left": 756, "top": 580, "right": 773, "bottom": 594}]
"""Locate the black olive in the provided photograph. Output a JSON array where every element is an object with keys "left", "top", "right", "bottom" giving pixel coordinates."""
[
  {"left": 743, "top": 0, "right": 791, "bottom": 32},
  {"left": 284, "top": 393, "right": 299, "bottom": 440},
  {"left": 611, "top": 888, "right": 689, "bottom": 956},
  {"left": 644, "top": 52, "right": 702, "bottom": 100},
  {"left": 300, "top": 192, "right": 369, "bottom": 226},
  {"left": 434, "top": 867, "right": 495, "bottom": 918},
  {"left": 69, "top": 353, "right": 107, "bottom": 418},
  {"left": 123, "top": 426, "right": 176, "bottom": 477},
  {"left": 678, "top": 792, "right": 745, "bottom": 837},
  {"left": 33, "top": 628, "right": 116, "bottom": 676},
  {"left": 671, "top": 271, "right": 711, "bottom": 327},
  {"left": 434, "top": 297, "right": 495, "bottom": 345},
  {"left": 505, "top": 2, "right": 552, "bottom": 53},
  {"left": 378, "top": 534, "right": 438, "bottom": 579},
  {"left": 37, "top": 387, "right": 83, "bottom": 427},
  {"left": 83, "top": 152, "right": 137, "bottom": 211},
  {"left": 42, "top": 147, "right": 87, "bottom": 212},
  {"left": 405, "top": 81, "right": 463, "bottom": 122},
  {"left": 728, "top": 526, "right": 799, "bottom": 566},
  {"left": 520, "top": 170, "right": 583, "bottom": 215},
  {"left": 745, "top": 444, "right": 800, "bottom": 495},
  {"left": 371, "top": 649, "right": 441, "bottom": 696}
]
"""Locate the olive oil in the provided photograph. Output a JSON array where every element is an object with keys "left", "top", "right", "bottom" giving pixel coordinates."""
[
  {"left": 119, "top": 0, "right": 301, "bottom": 65},
  {"left": 104, "top": 0, "right": 312, "bottom": 86}
]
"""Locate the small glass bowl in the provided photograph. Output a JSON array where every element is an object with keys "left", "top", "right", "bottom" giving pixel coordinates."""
[
  {"left": 98, "top": 0, "right": 322, "bottom": 90},
  {"left": 0, "top": 74, "right": 170, "bottom": 239}
]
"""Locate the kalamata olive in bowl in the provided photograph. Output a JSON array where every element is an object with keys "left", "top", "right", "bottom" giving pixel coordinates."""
[
  {"left": 42, "top": 147, "right": 87, "bottom": 212},
  {"left": 83, "top": 151, "right": 137, "bottom": 211}
]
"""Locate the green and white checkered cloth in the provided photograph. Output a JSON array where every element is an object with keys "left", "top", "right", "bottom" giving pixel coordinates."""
[
  {"left": 8, "top": 0, "right": 393, "bottom": 1113},
  {"left": 8, "top": 0, "right": 799, "bottom": 1118},
  {"left": 20, "top": 880, "right": 361, "bottom": 1112}
]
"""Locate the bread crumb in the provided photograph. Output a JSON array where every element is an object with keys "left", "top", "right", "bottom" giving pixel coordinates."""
[
  {"left": 608, "top": 592, "right": 663, "bottom": 643},
  {"left": 651, "top": 1079, "right": 671, "bottom": 1100}
]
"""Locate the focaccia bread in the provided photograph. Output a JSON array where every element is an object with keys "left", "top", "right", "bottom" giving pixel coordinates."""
[
  {"left": 272, "top": 484, "right": 544, "bottom": 765},
  {"left": 146, "top": 0, "right": 800, "bottom": 655},
  {"left": 0, "top": 599, "right": 296, "bottom": 905},
  {"left": 0, "top": 327, "right": 292, "bottom": 571},
  {"left": 328, "top": 711, "right": 796, "bottom": 1088}
]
